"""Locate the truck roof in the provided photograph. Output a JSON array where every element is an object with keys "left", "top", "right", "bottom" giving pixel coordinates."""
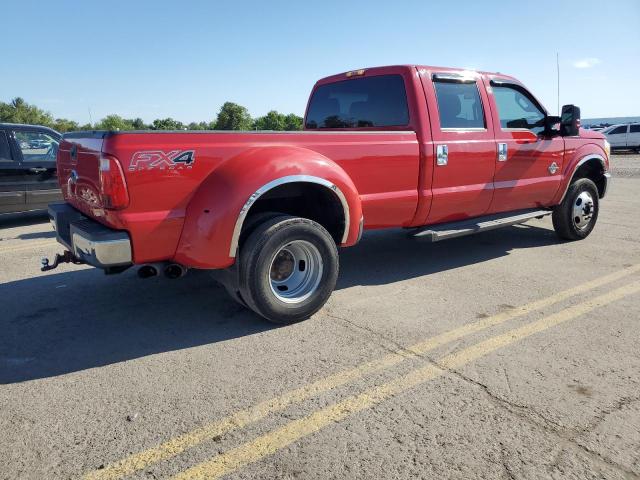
[
  {"left": 314, "top": 65, "right": 520, "bottom": 87},
  {"left": 0, "top": 122, "right": 61, "bottom": 136}
]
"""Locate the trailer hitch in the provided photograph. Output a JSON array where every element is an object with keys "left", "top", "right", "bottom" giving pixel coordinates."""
[{"left": 41, "top": 251, "right": 84, "bottom": 272}]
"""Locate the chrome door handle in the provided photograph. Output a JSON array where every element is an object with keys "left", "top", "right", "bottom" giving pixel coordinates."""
[
  {"left": 498, "top": 143, "right": 508, "bottom": 161},
  {"left": 29, "top": 167, "right": 48, "bottom": 173},
  {"left": 436, "top": 144, "right": 448, "bottom": 166}
]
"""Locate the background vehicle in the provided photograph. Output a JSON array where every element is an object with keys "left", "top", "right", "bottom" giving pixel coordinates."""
[
  {"left": 602, "top": 123, "right": 640, "bottom": 152},
  {"left": 0, "top": 123, "right": 62, "bottom": 215},
  {"left": 45, "top": 65, "right": 611, "bottom": 323}
]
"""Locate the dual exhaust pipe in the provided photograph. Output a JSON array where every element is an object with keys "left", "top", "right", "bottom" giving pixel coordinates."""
[{"left": 138, "top": 263, "right": 187, "bottom": 279}]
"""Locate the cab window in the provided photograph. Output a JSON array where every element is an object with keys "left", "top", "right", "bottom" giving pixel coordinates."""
[
  {"left": 13, "top": 130, "right": 59, "bottom": 162},
  {"left": 433, "top": 80, "right": 485, "bottom": 129},
  {"left": 608, "top": 125, "right": 628, "bottom": 135},
  {"left": 305, "top": 75, "right": 409, "bottom": 129},
  {"left": 0, "top": 131, "right": 12, "bottom": 162},
  {"left": 492, "top": 85, "right": 546, "bottom": 135},
  {"left": 630, "top": 125, "right": 640, "bottom": 133}
]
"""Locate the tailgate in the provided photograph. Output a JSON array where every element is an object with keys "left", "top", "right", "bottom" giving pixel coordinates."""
[{"left": 57, "top": 132, "right": 107, "bottom": 220}]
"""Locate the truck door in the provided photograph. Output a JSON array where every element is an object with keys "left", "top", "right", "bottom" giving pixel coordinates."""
[
  {"left": 420, "top": 71, "right": 496, "bottom": 224},
  {"left": 606, "top": 125, "right": 628, "bottom": 148},
  {"left": 0, "top": 129, "right": 27, "bottom": 213},
  {"left": 485, "top": 79, "right": 565, "bottom": 212},
  {"left": 629, "top": 124, "right": 640, "bottom": 149},
  {"left": 12, "top": 128, "right": 62, "bottom": 208}
]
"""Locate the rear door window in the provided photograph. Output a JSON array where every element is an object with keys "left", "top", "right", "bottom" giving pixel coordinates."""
[
  {"left": 630, "top": 124, "right": 640, "bottom": 133},
  {"left": 305, "top": 75, "right": 409, "bottom": 129},
  {"left": 433, "top": 80, "right": 485, "bottom": 129}
]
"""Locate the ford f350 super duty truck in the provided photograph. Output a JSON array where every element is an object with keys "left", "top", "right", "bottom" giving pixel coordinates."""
[{"left": 44, "top": 65, "right": 611, "bottom": 323}]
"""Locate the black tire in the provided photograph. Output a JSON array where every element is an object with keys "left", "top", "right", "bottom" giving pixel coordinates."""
[
  {"left": 238, "top": 215, "right": 339, "bottom": 324},
  {"left": 552, "top": 178, "right": 599, "bottom": 240},
  {"left": 238, "top": 211, "right": 283, "bottom": 251}
]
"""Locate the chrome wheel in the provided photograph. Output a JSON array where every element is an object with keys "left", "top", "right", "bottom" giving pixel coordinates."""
[
  {"left": 572, "top": 191, "right": 595, "bottom": 230},
  {"left": 269, "top": 240, "right": 323, "bottom": 304}
]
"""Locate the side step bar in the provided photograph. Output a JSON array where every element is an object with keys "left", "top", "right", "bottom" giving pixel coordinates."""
[{"left": 412, "top": 209, "right": 552, "bottom": 242}]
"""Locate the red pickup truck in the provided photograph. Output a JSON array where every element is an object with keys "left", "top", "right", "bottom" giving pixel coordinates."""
[{"left": 45, "top": 65, "right": 611, "bottom": 323}]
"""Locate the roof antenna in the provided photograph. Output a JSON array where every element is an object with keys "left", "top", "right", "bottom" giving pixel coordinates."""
[
  {"left": 556, "top": 52, "right": 560, "bottom": 115},
  {"left": 88, "top": 107, "right": 93, "bottom": 126}
]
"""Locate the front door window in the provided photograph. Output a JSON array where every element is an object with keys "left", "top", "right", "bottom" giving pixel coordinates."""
[{"left": 492, "top": 85, "right": 546, "bottom": 135}]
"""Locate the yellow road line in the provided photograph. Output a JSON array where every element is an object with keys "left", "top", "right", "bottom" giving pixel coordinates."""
[
  {"left": 83, "top": 264, "right": 640, "bottom": 480},
  {"left": 0, "top": 240, "right": 57, "bottom": 255},
  {"left": 174, "top": 280, "right": 640, "bottom": 480}
]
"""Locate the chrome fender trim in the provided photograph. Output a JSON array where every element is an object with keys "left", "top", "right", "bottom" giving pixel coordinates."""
[
  {"left": 559, "top": 154, "right": 608, "bottom": 203},
  {"left": 229, "top": 175, "right": 351, "bottom": 257}
]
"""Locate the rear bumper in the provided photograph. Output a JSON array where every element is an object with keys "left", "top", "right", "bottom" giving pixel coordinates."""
[{"left": 48, "top": 202, "right": 132, "bottom": 268}]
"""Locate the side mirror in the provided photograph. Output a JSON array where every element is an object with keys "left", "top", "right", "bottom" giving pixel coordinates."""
[
  {"left": 560, "top": 104, "right": 581, "bottom": 136},
  {"left": 544, "top": 115, "right": 561, "bottom": 137}
]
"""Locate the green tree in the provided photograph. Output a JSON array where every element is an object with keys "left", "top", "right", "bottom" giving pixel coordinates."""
[
  {"left": 151, "top": 117, "right": 185, "bottom": 130},
  {"left": 53, "top": 118, "right": 79, "bottom": 132},
  {"left": 130, "top": 118, "right": 147, "bottom": 130},
  {"left": 0, "top": 97, "right": 54, "bottom": 126},
  {"left": 0, "top": 98, "right": 303, "bottom": 134},
  {"left": 94, "top": 115, "right": 135, "bottom": 131},
  {"left": 253, "top": 111, "right": 303, "bottom": 131},
  {"left": 284, "top": 113, "right": 303, "bottom": 131},
  {"left": 253, "top": 110, "right": 286, "bottom": 131},
  {"left": 214, "top": 102, "right": 253, "bottom": 130},
  {"left": 187, "top": 121, "right": 210, "bottom": 130}
]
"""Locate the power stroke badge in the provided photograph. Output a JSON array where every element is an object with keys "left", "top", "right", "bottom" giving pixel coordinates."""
[{"left": 129, "top": 150, "right": 195, "bottom": 171}]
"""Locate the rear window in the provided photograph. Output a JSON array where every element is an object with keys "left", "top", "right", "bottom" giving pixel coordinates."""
[
  {"left": 630, "top": 124, "right": 640, "bottom": 133},
  {"left": 305, "top": 75, "right": 409, "bottom": 129}
]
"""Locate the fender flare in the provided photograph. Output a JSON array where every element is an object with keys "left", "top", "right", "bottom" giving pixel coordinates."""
[
  {"left": 228, "top": 175, "right": 350, "bottom": 257},
  {"left": 557, "top": 153, "right": 608, "bottom": 203},
  {"left": 173, "top": 146, "right": 362, "bottom": 269}
]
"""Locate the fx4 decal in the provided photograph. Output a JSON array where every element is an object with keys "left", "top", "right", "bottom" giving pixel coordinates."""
[{"left": 129, "top": 150, "right": 195, "bottom": 171}]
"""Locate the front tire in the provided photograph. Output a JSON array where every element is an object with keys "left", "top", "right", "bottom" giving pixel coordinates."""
[
  {"left": 552, "top": 178, "right": 599, "bottom": 240},
  {"left": 238, "top": 215, "right": 339, "bottom": 324}
]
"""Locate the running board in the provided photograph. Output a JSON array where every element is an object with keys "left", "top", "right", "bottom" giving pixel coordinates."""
[{"left": 412, "top": 209, "right": 552, "bottom": 242}]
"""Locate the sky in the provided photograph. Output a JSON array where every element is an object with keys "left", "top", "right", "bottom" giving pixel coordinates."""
[{"left": 2, "top": 0, "right": 639, "bottom": 124}]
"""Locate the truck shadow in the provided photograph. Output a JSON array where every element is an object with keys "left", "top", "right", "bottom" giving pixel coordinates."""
[
  {"left": 1, "top": 223, "right": 558, "bottom": 384},
  {"left": 0, "top": 211, "right": 49, "bottom": 228},
  {"left": 0, "top": 269, "right": 272, "bottom": 384},
  {"left": 337, "top": 223, "right": 559, "bottom": 289}
]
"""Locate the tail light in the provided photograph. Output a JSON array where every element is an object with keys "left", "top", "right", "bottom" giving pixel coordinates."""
[{"left": 99, "top": 155, "right": 129, "bottom": 209}]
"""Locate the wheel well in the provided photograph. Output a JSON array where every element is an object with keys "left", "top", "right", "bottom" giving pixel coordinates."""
[
  {"left": 240, "top": 182, "right": 346, "bottom": 245},
  {"left": 571, "top": 158, "right": 606, "bottom": 198}
]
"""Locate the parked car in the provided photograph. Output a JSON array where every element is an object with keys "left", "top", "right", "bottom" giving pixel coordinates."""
[
  {"left": 0, "top": 123, "right": 62, "bottom": 216},
  {"left": 45, "top": 65, "right": 610, "bottom": 323},
  {"left": 602, "top": 123, "right": 640, "bottom": 152}
]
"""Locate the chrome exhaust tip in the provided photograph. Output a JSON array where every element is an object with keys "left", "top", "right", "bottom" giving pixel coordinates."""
[
  {"left": 164, "top": 263, "right": 187, "bottom": 279},
  {"left": 138, "top": 265, "right": 159, "bottom": 279}
]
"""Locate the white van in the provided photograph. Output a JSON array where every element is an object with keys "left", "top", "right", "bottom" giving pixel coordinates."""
[{"left": 603, "top": 123, "right": 640, "bottom": 152}]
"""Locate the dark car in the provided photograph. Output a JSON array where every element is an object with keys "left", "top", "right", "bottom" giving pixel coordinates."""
[{"left": 0, "top": 123, "right": 63, "bottom": 215}]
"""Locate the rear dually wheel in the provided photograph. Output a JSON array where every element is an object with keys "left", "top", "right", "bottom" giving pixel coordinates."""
[{"left": 238, "top": 215, "right": 339, "bottom": 324}]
